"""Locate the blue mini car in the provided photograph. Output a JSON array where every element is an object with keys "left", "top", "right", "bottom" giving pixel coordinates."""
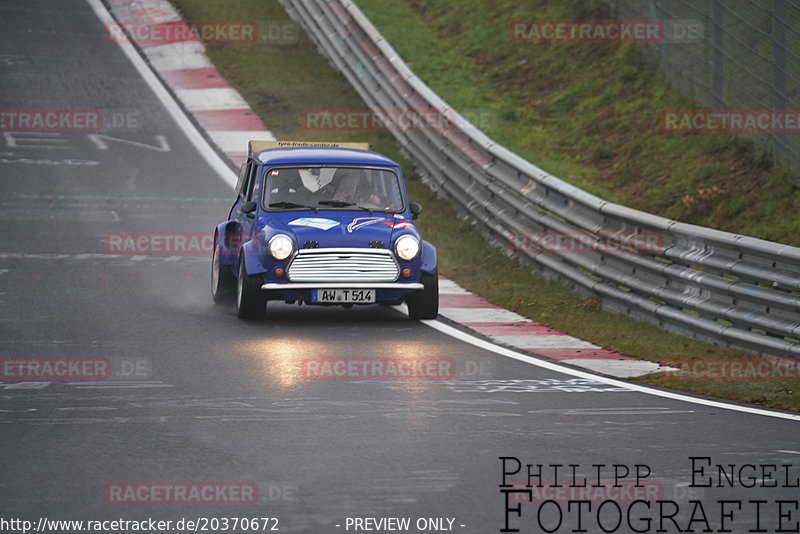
[{"left": 211, "top": 141, "right": 438, "bottom": 320}]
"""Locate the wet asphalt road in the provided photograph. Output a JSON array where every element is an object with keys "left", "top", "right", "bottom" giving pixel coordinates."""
[{"left": 0, "top": 1, "right": 798, "bottom": 533}]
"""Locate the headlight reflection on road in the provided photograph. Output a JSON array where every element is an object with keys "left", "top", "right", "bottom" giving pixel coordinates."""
[
  {"left": 236, "top": 338, "right": 456, "bottom": 395},
  {"left": 235, "top": 337, "right": 465, "bottom": 429},
  {"left": 236, "top": 338, "right": 326, "bottom": 389}
]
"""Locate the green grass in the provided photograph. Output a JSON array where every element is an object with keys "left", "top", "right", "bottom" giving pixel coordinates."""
[
  {"left": 359, "top": 0, "right": 800, "bottom": 245},
  {"left": 168, "top": 0, "right": 799, "bottom": 412}
]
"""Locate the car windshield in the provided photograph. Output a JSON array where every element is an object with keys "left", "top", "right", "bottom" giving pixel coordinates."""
[{"left": 263, "top": 166, "right": 404, "bottom": 212}]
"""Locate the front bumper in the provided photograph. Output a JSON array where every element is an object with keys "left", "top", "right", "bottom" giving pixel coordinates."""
[{"left": 261, "top": 282, "right": 423, "bottom": 290}]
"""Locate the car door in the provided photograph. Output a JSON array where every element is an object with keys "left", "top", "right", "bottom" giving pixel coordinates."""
[{"left": 231, "top": 159, "right": 261, "bottom": 249}]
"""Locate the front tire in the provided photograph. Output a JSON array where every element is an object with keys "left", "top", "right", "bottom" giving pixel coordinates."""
[
  {"left": 211, "top": 238, "right": 235, "bottom": 303},
  {"left": 236, "top": 254, "right": 266, "bottom": 320},
  {"left": 407, "top": 272, "right": 439, "bottom": 320}
]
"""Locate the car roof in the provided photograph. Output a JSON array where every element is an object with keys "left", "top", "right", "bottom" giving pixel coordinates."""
[{"left": 254, "top": 147, "right": 399, "bottom": 168}]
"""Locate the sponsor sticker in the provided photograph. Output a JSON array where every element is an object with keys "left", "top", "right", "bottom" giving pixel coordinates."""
[
  {"left": 288, "top": 217, "right": 340, "bottom": 231},
  {"left": 347, "top": 216, "right": 384, "bottom": 232},
  {"left": 384, "top": 221, "right": 415, "bottom": 230}
]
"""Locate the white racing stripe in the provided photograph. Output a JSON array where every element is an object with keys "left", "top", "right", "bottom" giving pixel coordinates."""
[
  {"left": 143, "top": 42, "right": 212, "bottom": 71},
  {"left": 438, "top": 307, "right": 529, "bottom": 323},
  {"left": 105, "top": 0, "right": 182, "bottom": 23},
  {"left": 438, "top": 279, "right": 472, "bottom": 294},
  {"left": 560, "top": 359, "right": 665, "bottom": 378},
  {"left": 493, "top": 335, "right": 599, "bottom": 349},
  {"left": 175, "top": 88, "right": 250, "bottom": 111},
  {"left": 209, "top": 130, "right": 276, "bottom": 152}
]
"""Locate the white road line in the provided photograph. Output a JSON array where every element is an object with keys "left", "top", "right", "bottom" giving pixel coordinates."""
[
  {"left": 527, "top": 407, "right": 695, "bottom": 415},
  {"left": 777, "top": 450, "right": 800, "bottom": 455},
  {"left": 56, "top": 406, "right": 119, "bottom": 411},
  {"left": 72, "top": 253, "right": 117, "bottom": 260},
  {"left": 0, "top": 252, "right": 207, "bottom": 263},
  {"left": 3, "top": 382, "right": 51, "bottom": 389},
  {"left": 72, "top": 384, "right": 174, "bottom": 389},
  {"left": 85, "top": 0, "right": 237, "bottom": 188},
  {"left": 0, "top": 253, "right": 72, "bottom": 260},
  {"left": 417, "top": 316, "right": 800, "bottom": 421},
  {"left": 65, "top": 381, "right": 157, "bottom": 385}
]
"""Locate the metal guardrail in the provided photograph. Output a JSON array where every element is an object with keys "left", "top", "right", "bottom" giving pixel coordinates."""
[{"left": 280, "top": 0, "right": 800, "bottom": 357}]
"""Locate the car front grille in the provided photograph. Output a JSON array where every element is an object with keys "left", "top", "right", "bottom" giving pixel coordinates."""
[{"left": 287, "top": 249, "right": 399, "bottom": 282}]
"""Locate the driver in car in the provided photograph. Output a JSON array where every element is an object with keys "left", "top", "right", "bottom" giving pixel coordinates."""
[{"left": 332, "top": 170, "right": 382, "bottom": 206}]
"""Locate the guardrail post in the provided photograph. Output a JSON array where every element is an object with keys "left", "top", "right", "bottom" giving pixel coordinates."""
[
  {"left": 772, "top": 0, "right": 787, "bottom": 167},
  {"left": 709, "top": 0, "right": 725, "bottom": 109}
]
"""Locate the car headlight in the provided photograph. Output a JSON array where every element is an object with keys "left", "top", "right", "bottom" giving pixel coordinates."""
[
  {"left": 268, "top": 234, "right": 294, "bottom": 260},
  {"left": 394, "top": 235, "right": 420, "bottom": 261}
]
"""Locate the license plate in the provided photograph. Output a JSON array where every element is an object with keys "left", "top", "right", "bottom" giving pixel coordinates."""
[{"left": 312, "top": 289, "right": 376, "bottom": 304}]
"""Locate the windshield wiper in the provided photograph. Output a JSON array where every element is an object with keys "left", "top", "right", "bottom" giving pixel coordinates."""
[
  {"left": 269, "top": 201, "right": 318, "bottom": 212},
  {"left": 317, "top": 200, "right": 375, "bottom": 213},
  {"left": 317, "top": 200, "right": 355, "bottom": 207}
]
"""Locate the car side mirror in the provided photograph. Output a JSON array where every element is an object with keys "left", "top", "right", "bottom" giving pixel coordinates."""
[
  {"left": 409, "top": 202, "right": 423, "bottom": 219},
  {"left": 241, "top": 200, "right": 257, "bottom": 218}
]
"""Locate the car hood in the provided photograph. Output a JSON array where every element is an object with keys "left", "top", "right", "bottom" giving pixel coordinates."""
[{"left": 262, "top": 211, "right": 417, "bottom": 248}]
